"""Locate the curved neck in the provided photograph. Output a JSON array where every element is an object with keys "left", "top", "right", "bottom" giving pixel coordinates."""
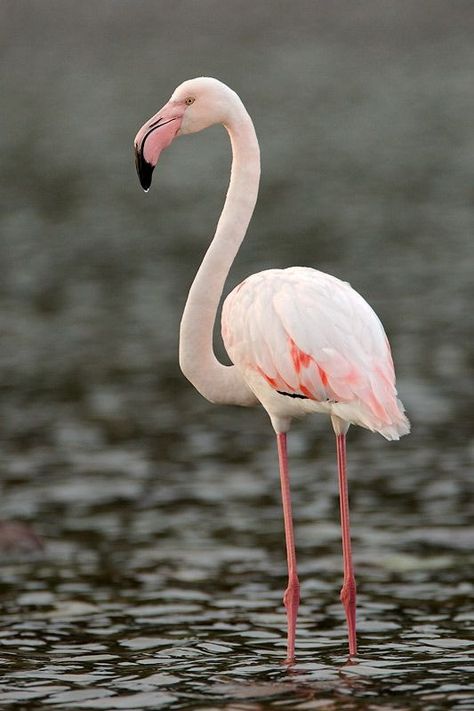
[{"left": 179, "top": 105, "right": 260, "bottom": 405}]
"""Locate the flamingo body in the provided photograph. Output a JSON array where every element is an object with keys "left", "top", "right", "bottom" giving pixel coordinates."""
[
  {"left": 222, "top": 266, "right": 409, "bottom": 439},
  {"left": 133, "top": 76, "right": 410, "bottom": 662}
]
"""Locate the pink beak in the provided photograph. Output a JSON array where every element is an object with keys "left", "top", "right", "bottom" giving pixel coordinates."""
[{"left": 134, "top": 102, "right": 184, "bottom": 191}]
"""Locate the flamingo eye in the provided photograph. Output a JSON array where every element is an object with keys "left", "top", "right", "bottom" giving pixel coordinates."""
[{"left": 185, "top": 97, "right": 195, "bottom": 106}]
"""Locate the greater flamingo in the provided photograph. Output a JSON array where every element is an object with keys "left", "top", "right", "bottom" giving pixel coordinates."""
[{"left": 134, "top": 77, "right": 410, "bottom": 662}]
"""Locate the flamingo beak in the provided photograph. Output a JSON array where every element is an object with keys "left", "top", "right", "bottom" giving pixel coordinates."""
[{"left": 134, "top": 103, "right": 184, "bottom": 191}]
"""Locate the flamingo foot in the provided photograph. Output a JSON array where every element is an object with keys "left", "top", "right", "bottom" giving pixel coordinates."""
[
  {"left": 340, "top": 576, "right": 357, "bottom": 656},
  {"left": 283, "top": 578, "right": 300, "bottom": 663}
]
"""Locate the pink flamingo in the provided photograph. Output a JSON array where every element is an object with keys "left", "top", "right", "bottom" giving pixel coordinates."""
[{"left": 134, "top": 77, "right": 410, "bottom": 663}]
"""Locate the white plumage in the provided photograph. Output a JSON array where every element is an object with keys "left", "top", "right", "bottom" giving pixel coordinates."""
[{"left": 223, "top": 267, "right": 409, "bottom": 440}]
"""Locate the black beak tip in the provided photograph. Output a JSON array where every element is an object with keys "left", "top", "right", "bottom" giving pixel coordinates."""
[{"left": 134, "top": 146, "right": 154, "bottom": 192}]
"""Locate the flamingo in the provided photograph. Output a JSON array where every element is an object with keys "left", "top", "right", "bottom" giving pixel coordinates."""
[{"left": 133, "top": 77, "right": 410, "bottom": 663}]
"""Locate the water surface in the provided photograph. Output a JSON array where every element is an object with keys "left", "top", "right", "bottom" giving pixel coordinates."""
[{"left": 0, "top": 2, "right": 473, "bottom": 708}]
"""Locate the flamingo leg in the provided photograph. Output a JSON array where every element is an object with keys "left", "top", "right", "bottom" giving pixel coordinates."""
[
  {"left": 335, "top": 432, "right": 357, "bottom": 657},
  {"left": 276, "top": 432, "right": 300, "bottom": 664}
]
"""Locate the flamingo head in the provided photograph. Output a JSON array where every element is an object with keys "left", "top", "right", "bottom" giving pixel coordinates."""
[{"left": 134, "top": 77, "right": 240, "bottom": 191}]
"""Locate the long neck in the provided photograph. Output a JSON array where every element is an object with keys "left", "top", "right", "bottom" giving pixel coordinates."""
[{"left": 179, "top": 106, "right": 260, "bottom": 406}]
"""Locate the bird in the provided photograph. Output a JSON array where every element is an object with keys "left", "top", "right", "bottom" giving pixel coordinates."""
[{"left": 134, "top": 77, "right": 410, "bottom": 663}]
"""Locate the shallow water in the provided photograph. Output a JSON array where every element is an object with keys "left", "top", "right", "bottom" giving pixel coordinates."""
[
  {"left": 0, "top": 402, "right": 473, "bottom": 709},
  {"left": 1, "top": 2, "right": 474, "bottom": 709}
]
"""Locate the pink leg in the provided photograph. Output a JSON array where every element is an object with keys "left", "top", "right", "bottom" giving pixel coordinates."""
[
  {"left": 276, "top": 432, "right": 300, "bottom": 664},
  {"left": 336, "top": 433, "right": 357, "bottom": 657}
]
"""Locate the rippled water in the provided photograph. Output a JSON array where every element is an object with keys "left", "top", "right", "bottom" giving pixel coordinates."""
[
  {"left": 1, "top": 2, "right": 474, "bottom": 709},
  {"left": 0, "top": 403, "right": 473, "bottom": 709}
]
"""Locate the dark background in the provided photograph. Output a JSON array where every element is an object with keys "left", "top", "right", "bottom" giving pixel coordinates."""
[{"left": 0, "top": 2, "right": 473, "bottom": 708}]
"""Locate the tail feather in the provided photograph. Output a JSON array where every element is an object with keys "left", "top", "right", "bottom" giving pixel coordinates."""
[{"left": 332, "top": 398, "right": 410, "bottom": 441}]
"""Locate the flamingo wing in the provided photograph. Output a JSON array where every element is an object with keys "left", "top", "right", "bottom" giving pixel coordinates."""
[{"left": 222, "top": 267, "right": 409, "bottom": 439}]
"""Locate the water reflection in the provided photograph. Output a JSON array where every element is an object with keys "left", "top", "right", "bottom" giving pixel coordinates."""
[{"left": 0, "top": 423, "right": 472, "bottom": 708}]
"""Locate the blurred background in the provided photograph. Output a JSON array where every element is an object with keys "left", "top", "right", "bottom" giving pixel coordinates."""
[{"left": 0, "top": 1, "right": 473, "bottom": 708}]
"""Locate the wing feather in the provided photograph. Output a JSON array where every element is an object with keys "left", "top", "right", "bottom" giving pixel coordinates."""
[{"left": 222, "top": 267, "right": 409, "bottom": 436}]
